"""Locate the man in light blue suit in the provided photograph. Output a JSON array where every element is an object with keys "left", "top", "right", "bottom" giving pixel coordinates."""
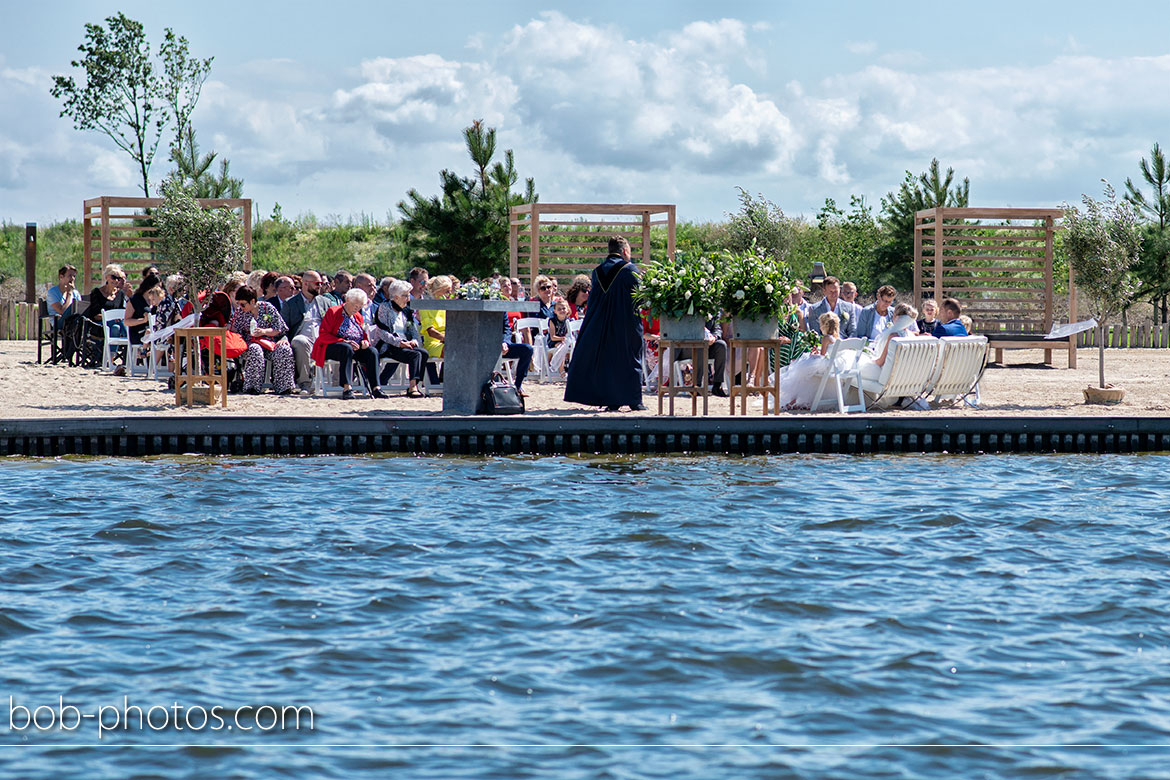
[
  {"left": 855, "top": 285, "right": 898, "bottom": 342},
  {"left": 806, "top": 277, "right": 857, "bottom": 338}
]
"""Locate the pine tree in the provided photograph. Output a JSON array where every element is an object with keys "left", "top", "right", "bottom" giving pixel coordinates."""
[
  {"left": 167, "top": 125, "right": 243, "bottom": 199},
  {"left": 875, "top": 159, "right": 970, "bottom": 293},
  {"left": 1124, "top": 142, "right": 1170, "bottom": 324},
  {"left": 398, "top": 121, "right": 536, "bottom": 280}
]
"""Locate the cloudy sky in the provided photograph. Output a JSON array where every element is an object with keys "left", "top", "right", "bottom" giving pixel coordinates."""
[{"left": 2, "top": 1, "right": 1168, "bottom": 225}]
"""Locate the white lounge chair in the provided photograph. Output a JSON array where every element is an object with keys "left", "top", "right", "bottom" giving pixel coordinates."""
[
  {"left": 856, "top": 336, "right": 943, "bottom": 408},
  {"left": 926, "top": 335, "right": 989, "bottom": 407},
  {"left": 809, "top": 337, "right": 868, "bottom": 413}
]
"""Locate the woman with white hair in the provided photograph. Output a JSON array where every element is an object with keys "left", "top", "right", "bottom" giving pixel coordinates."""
[
  {"left": 311, "top": 287, "right": 387, "bottom": 399},
  {"left": 373, "top": 279, "right": 429, "bottom": 397}
]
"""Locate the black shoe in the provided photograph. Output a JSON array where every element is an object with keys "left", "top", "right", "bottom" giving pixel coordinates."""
[
  {"left": 278, "top": 388, "right": 294, "bottom": 396},
  {"left": 341, "top": 388, "right": 355, "bottom": 400},
  {"left": 245, "top": 387, "right": 261, "bottom": 395},
  {"left": 372, "top": 388, "right": 389, "bottom": 399},
  {"left": 712, "top": 386, "right": 728, "bottom": 398},
  {"left": 605, "top": 405, "right": 622, "bottom": 412},
  {"left": 629, "top": 403, "right": 647, "bottom": 411}
]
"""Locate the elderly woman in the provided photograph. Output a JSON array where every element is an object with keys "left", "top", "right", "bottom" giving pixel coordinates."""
[
  {"left": 419, "top": 275, "right": 452, "bottom": 368},
  {"left": 312, "top": 288, "right": 387, "bottom": 400},
  {"left": 229, "top": 286, "right": 295, "bottom": 395},
  {"left": 373, "top": 279, "right": 429, "bottom": 397},
  {"left": 154, "top": 273, "right": 187, "bottom": 328}
]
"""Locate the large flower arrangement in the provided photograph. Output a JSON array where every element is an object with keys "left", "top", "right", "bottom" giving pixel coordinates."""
[
  {"left": 634, "top": 251, "right": 722, "bottom": 320},
  {"left": 718, "top": 245, "right": 798, "bottom": 322}
]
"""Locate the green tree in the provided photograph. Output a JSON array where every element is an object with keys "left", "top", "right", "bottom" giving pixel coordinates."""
[
  {"left": 153, "top": 179, "right": 245, "bottom": 312},
  {"left": 876, "top": 158, "right": 970, "bottom": 292},
  {"left": 398, "top": 120, "right": 537, "bottom": 280},
  {"left": 1124, "top": 142, "right": 1170, "bottom": 323},
  {"left": 796, "top": 195, "right": 881, "bottom": 293},
  {"left": 168, "top": 126, "right": 243, "bottom": 198},
  {"left": 724, "top": 188, "right": 795, "bottom": 263},
  {"left": 50, "top": 13, "right": 212, "bottom": 197},
  {"left": 1063, "top": 182, "right": 1144, "bottom": 389}
]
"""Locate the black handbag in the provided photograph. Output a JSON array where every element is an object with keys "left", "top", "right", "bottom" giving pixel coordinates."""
[{"left": 480, "top": 373, "right": 525, "bottom": 415}]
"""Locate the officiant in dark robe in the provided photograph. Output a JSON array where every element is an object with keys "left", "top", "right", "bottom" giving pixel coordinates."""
[{"left": 564, "top": 236, "right": 646, "bottom": 411}]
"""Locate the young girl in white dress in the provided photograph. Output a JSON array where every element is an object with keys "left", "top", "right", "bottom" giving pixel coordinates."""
[{"left": 777, "top": 311, "right": 840, "bottom": 409}]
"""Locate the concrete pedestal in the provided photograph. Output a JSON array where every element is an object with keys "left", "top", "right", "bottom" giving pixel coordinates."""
[{"left": 414, "top": 299, "right": 540, "bottom": 415}]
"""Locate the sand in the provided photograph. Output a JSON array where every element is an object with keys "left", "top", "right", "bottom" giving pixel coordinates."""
[{"left": 1, "top": 341, "right": 1168, "bottom": 419}]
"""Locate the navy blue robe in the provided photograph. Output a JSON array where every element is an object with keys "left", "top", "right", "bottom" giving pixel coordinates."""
[{"left": 564, "top": 255, "right": 644, "bottom": 407}]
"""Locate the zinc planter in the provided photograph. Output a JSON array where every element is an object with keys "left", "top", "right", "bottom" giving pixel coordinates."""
[
  {"left": 732, "top": 317, "right": 779, "bottom": 340},
  {"left": 659, "top": 315, "right": 707, "bottom": 341}
]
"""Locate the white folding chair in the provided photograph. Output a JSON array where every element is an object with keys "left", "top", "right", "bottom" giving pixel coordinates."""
[
  {"left": 144, "top": 312, "right": 196, "bottom": 380},
  {"left": 810, "top": 337, "right": 868, "bottom": 413},
  {"left": 101, "top": 308, "right": 130, "bottom": 373},
  {"left": 858, "top": 337, "right": 943, "bottom": 408},
  {"left": 926, "top": 336, "right": 989, "bottom": 407},
  {"left": 513, "top": 317, "right": 551, "bottom": 382},
  {"left": 315, "top": 359, "right": 370, "bottom": 397}
]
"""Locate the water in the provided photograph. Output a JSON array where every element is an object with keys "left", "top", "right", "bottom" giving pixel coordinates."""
[{"left": 2, "top": 453, "right": 1170, "bottom": 778}]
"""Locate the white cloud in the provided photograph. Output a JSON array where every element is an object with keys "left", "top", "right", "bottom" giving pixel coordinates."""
[{"left": 845, "top": 40, "right": 877, "bottom": 55}]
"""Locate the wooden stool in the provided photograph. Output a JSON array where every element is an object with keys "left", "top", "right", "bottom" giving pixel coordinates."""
[
  {"left": 657, "top": 339, "right": 709, "bottom": 416},
  {"left": 727, "top": 339, "right": 783, "bottom": 415},
  {"left": 174, "top": 327, "right": 229, "bottom": 408}
]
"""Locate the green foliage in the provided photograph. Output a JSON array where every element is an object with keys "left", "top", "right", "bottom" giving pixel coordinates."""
[
  {"left": 673, "top": 221, "right": 732, "bottom": 256},
  {"left": 153, "top": 179, "right": 245, "bottom": 310},
  {"left": 877, "top": 158, "right": 970, "bottom": 291},
  {"left": 635, "top": 252, "right": 722, "bottom": 320},
  {"left": 167, "top": 126, "right": 243, "bottom": 198},
  {"left": 724, "top": 188, "right": 795, "bottom": 263},
  {"left": 0, "top": 220, "right": 85, "bottom": 290},
  {"left": 50, "top": 13, "right": 211, "bottom": 197},
  {"left": 791, "top": 196, "right": 881, "bottom": 294},
  {"left": 399, "top": 120, "right": 537, "bottom": 280},
  {"left": 1062, "top": 182, "right": 1145, "bottom": 387},
  {"left": 1124, "top": 142, "right": 1170, "bottom": 322},
  {"left": 719, "top": 244, "right": 798, "bottom": 322},
  {"left": 455, "top": 281, "right": 506, "bottom": 300},
  {"left": 249, "top": 211, "right": 412, "bottom": 280}
]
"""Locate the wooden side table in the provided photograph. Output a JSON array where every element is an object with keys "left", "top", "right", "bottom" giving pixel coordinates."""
[
  {"left": 727, "top": 339, "right": 783, "bottom": 415},
  {"left": 657, "top": 339, "right": 709, "bottom": 416},
  {"left": 174, "top": 327, "right": 229, "bottom": 408}
]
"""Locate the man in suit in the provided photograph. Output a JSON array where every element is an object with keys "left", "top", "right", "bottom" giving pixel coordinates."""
[
  {"left": 932, "top": 298, "right": 969, "bottom": 337},
  {"left": 807, "top": 276, "right": 857, "bottom": 338},
  {"left": 856, "top": 285, "right": 898, "bottom": 341},
  {"left": 290, "top": 270, "right": 324, "bottom": 394}
]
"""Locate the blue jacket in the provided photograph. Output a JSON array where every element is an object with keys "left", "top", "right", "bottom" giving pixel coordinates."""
[{"left": 932, "top": 319, "right": 968, "bottom": 337}]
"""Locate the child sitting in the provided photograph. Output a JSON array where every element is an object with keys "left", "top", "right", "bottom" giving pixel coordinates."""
[
  {"left": 818, "top": 311, "right": 839, "bottom": 354},
  {"left": 548, "top": 298, "right": 573, "bottom": 377}
]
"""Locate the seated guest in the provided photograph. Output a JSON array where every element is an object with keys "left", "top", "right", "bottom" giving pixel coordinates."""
[
  {"left": 960, "top": 315, "right": 974, "bottom": 334},
  {"left": 83, "top": 264, "right": 127, "bottom": 324},
  {"left": 501, "top": 314, "right": 534, "bottom": 397},
  {"left": 511, "top": 277, "right": 526, "bottom": 301},
  {"left": 290, "top": 270, "right": 325, "bottom": 393},
  {"left": 312, "top": 288, "right": 387, "bottom": 400},
  {"left": 408, "top": 267, "right": 429, "bottom": 300},
  {"left": 565, "top": 275, "right": 591, "bottom": 319},
  {"left": 373, "top": 280, "right": 429, "bottom": 398},
  {"left": 917, "top": 298, "right": 939, "bottom": 335},
  {"left": 419, "top": 275, "right": 452, "bottom": 380},
  {"left": 199, "top": 290, "right": 233, "bottom": 328},
  {"left": 932, "top": 298, "right": 969, "bottom": 337},
  {"left": 547, "top": 298, "right": 572, "bottom": 377},
  {"left": 259, "top": 271, "right": 280, "bottom": 301},
  {"left": 155, "top": 273, "right": 188, "bottom": 327},
  {"left": 124, "top": 274, "right": 162, "bottom": 347},
  {"left": 856, "top": 285, "right": 897, "bottom": 341},
  {"left": 373, "top": 276, "right": 394, "bottom": 307},
  {"left": 47, "top": 265, "right": 81, "bottom": 329},
  {"left": 229, "top": 286, "right": 295, "bottom": 395},
  {"left": 704, "top": 318, "right": 729, "bottom": 397},
  {"left": 807, "top": 276, "right": 857, "bottom": 338},
  {"left": 532, "top": 275, "right": 557, "bottom": 319},
  {"left": 867, "top": 304, "right": 921, "bottom": 369}
]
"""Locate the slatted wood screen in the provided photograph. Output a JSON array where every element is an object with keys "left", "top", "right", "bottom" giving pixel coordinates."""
[
  {"left": 82, "top": 196, "right": 252, "bottom": 289},
  {"left": 509, "top": 203, "right": 676, "bottom": 289}
]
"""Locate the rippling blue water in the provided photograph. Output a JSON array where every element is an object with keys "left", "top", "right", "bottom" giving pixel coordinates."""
[{"left": 2, "top": 453, "right": 1170, "bottom": 778}]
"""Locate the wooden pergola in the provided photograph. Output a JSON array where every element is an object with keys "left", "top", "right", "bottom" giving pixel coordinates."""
[
  {"left": 82, "top": 196, "right": 252, "bottom": 288},
  {"left": 913, "top": 207, "right": 1076, "bottom": 367},
  {"left": 508, "top": 203, "right": 676, "bottom": 286}
]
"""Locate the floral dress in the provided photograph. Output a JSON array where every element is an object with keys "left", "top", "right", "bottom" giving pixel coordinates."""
[{"left": 228, "top": 301, "right": 294, "bottom": 393}]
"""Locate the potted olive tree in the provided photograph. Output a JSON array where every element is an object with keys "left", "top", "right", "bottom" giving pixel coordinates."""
[
  {"left": 1062, "top": 182, "right": 1144, "bottom": 403},
  {"left": 635, "top": 251, "right": 722, "bottom": 340},
  {"left": 718, "top": 244, "right": 798, "bottom": 339},
  {"left": 153, "top": 178, "right": 245, "bottom": 314}
]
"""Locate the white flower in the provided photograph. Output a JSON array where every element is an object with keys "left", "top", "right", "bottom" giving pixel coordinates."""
[
  {"left": 684, "top": 290, "right": 692, "bottom": 299},
  {"left": 734, "top": 289, "right": 746, "bottom": 300},
  {"left": 765, "top": 283, "right": 774, "bottom": 294}
]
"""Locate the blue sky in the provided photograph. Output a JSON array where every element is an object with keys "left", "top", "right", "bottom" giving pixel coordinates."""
[{"left": 2, "top": 1, "right": 1169, "bottom": 225}]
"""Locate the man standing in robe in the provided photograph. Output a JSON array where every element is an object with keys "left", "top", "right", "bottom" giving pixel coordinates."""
[{"left": 565, "top": 236, "right": 646, "bottom": 411}]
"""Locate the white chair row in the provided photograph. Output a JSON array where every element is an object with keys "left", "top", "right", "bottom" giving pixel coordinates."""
[{"left": 810, "top": 335, "right": 989, "bottom": 413}]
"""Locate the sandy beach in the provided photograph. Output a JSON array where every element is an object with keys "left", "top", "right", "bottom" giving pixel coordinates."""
[{"left": 1, "top": 341, "right": 1168, "bottom": 419}]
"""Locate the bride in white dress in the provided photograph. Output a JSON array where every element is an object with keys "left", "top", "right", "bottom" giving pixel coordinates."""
[{"left": 777, "top": 311, "right": 841, "bottom": 409}]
